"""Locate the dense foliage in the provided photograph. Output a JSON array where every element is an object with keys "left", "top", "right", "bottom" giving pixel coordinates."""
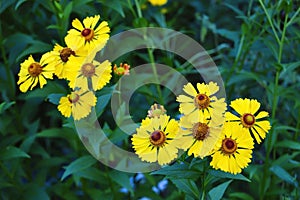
[{"left": 0, "top": 0, "right": 299, "bottom": 199}]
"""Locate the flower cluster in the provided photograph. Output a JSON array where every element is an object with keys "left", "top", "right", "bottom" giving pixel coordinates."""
[
  {"left": 132, "top": 82, "right": 271, "bottom": 174},
  {"left": 17, "top": 15, "right": 127, "bottom": 121}
]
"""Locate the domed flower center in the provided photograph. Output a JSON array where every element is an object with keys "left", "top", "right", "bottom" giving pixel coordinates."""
[
  {"left": 150, "top": 130, "right": 166, "bottom": 147},
  {"left": 192, "top": 122, "right": 209, "bottom": 140},
  {"left": 115, "top": 67, "right": 125, "bottom": 75},
  {"left": 194, "top": 94, "right": 210, "bottom": 109},
  {"left": 81, "top": 28, "right": 94, "bottom": 41},
  {"left": 68, "top": 92, "right": 80, "bottom": 103},
  {"left": 81, "top": 63, "right": 96, "bottom": 77},
  {"left": 221, "top": 138, "right": 237, "bottom": 155},
  {"left": 241, "top": 113, "right": 256, "bottom": 128},
  {"left": 28, "top": 63, "right": 42, "bottom": 77},
  {"left": 60, "top": 48, "right": 75, "bottom": 62}
]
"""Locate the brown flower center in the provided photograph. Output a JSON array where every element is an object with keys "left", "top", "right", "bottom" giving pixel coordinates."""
[
  {"left": 192, "top": 122, "right": 209, "bottom": 140},
  {"left": 194, "top": 94, "right": 210, "bottom": 109},
  {"left": 28, "top": 63, "right": 43, "bottom": 77},
  {"left": 81, "top": 63, "right": 96, "bottom": 77},
  {"left": 81, "top": 28, "right": 94, "bottom": 41},
  {"left": 241, "top": 113, "right": 256, "bottom": 128},
  {"left": 221, "top": 138, "right": 237, "bottom": 155},
  {"left": 68, "top": 92, "right": 80, "bottom": 103},
  {"left": 60, "top": 48, "right": 75, "bottom": 62},
  {"left": 150, "top": 130, "right": 166, "bottom": 147}
]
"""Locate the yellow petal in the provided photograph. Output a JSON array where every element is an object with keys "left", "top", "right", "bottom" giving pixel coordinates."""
[
  {"left": 196, "top": 82, "right": 209, "bottom": 94},
  {"left": 176, "top": 95, "right": 193, "bottom": 103},
  {"left": 255, "top": 120, "right": 271, "bottom": 132},
  {"left": 179, "top": 103, "right": 195, "bottom": 115},
  {"left": 225, "top": 112, "right": 240, "bottom": 121},
  {"left": 94, "top": 21, "right": 110, "bottom": 34},
  {"left": 157, "top": 145, "right": 178, "bottom": 165},
  {"left": 58, "top": 97, "right": 72, "bottom": 118},
  {"left": 139, "top": 147, "right": 157, "bottom": 163},
  {"left": 188, "top": 140, "right": 202, "bottom": 157},
  {"left": 179, "top": 115, "right": 193, "bottom": 129},
  {"left": 230, "top": 98, "right": 249, "bottom": 116},
  {"left": 249, "top": 99, "right": 260, "bottom": 115},
  {"left": 183, "top": 83, "right": 197, "bottom": 97},
  {"left": 255, "top": 111, "right": 269, "bottom": 119},
  {"left": 19, "top": 78, "right": 33, "bottom": 92},
  {"left": 38, "top": 75, "right": 47, "bottom": 88},
  {"left": 173, "top": 135, "right": 194, "bottom": 150},
  {"left": 207, "top": 82, "right": 219, "bottom": 96},
  {"left": 72, "top": 18, "right": 84, "bottom": 31},
  {"left": 165, "top": 119, "right": 179, "bottom": 138}
]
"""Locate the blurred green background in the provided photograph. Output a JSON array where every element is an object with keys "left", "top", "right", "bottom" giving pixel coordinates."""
[{"left": 0, "top": 0, "right": 300, "bottom": 199}]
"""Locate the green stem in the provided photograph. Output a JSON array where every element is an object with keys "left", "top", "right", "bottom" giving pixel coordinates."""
[
  {"left": 258, "top": 0, "right": 280, "bottom": 45},
  {"left": 147, "top": 48, "right": 163, "bottom": 104},
  {"left": 127, "top": 0, "right": 137, "bottom": 18},
  {"left": 261, "top": 5, "right": 289, "bottom": 199},
  {"left": 134, "top": 0, "right": 143, "bottom": 18},
  {"left": 286, "top": 7, "right": 300, "bottom": 27}
]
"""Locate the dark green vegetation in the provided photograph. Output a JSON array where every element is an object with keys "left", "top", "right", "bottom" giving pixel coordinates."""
[{"left": 0, "top": 0, "right": 299, "bottom": 199}]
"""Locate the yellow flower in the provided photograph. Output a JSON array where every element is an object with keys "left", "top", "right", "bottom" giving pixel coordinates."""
[
  {"left": 148, "top": 0, "right": 167, "bottom": 6},
  {"left": 68, "top": 59, "right": 112, "bottom": 91},
  {"left": 17, "top": 54, "right": 55, "bottom": 93},
  {"left": 177, "top": 112, "right": 223, "bottom": 158},
  {"left": 131, "top": 115, "right": 180, "bottom": 165},
  {"left": 210, "top": 123, "right": 254, "bottom": 174},
  {"left": 57, "top": 88, "right": 97, "bottom": 120},
  {"left": 177, "top": 82, "right": 227, "bottom": 122},
  {"left": 46, "top": 36, "right": 88, "bottom": 79},
  {"left": 225, "top": 98, "right": 271, "bottom": 144},
  {"left": 65, "top": 15, "right": 110, "bottom": 52}
]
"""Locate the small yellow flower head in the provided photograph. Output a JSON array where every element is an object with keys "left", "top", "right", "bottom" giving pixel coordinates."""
[
  {"left": 131, "top": 115, "right": 181, "bottom": 165},
  {"left": 65, "top": 15, "right": 110, "bottom": 52},
  {"left": 148, "top": 0, "right": 167, "bottom": 6},
  {"left": 46, "top": 37, "right": 88, "bottom": 79},
  {"left": 210, "top": 123, "right": 254, "bottom": 174},
  {"left": 57, "top": 88, "right": 97, "bottom": 120},
  {"left": 68, "top": 59, "right": 112, "bottom": 91},
  {"left": 177, "top": 111, "right": 223, "bottom": 158},
  {"left": 113, "top": 63, "right": 130, "bottom": 76},
  {"left": 177, "top": 82, "right": 227, "bottom": 122},
  {"left": 17, "top": 54, "right": 55, "bottom": 92},
  {"left": 225, "top": 98, "right": 271, "bottom": 144},
  {"left": 147, "top": 103, "right": 166, "bottom": 118}
]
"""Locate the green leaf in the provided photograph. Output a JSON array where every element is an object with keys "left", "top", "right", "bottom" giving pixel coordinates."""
[
  {"left": 270, "top": 165, "right": 298, "bottom": 187},
  {"left": 228, "top": 192, "right": 255, "bottom": 200},
  {"left": 0, "top": 101, "right": 15, "bottom": 114},
  {"left": 207, "top": 169, "right": 251, "bottom": 182},
  {"left": 99, "top": 0, "right": 125, "bottom": 17},
  {"left": 23, "top": 184, "right": 50, "bottom": 200},
  {"left": 14, "top": 0, "right": 27, "bottom": 10},
  {"left": 95, "top": 93, "right": 112, "bottom": 117},
  {"left": 73, "top": 167, "right": 107, "bottom": 185},
  {"left": 47, "top": 93, "right": 65, "bottom": 105},
  {"left": 37, "top": 128, "right": 75, "bottom": 139},
  {"left": 109, "top": 171, "right": 134, "bottom": 195},
  {"left": 275, "top": 140, "right": 300, "bottom": 150},
  {"left": 0, "top": 146, "right": 30, "bottom": 160},
  {"left": 171, "top": 179, "right": 200, "bottom": 199},
  {"left": 0, "top": 1, "right": 15, "bottom": 14},
  {"left": 208, "top": 180, "right": 232, "bottom": 200},
  {"left": 20, "top": 81, "right": 66, "bottom": 99},
  {"left": 16, "top": 41, "right": 52, "bottom": 62},
  {"left": 151, "top": 163, "right": 201, "bottom": 180},
  {"left": 61, "top": 155, "right": 97, "bottom": 181}
]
